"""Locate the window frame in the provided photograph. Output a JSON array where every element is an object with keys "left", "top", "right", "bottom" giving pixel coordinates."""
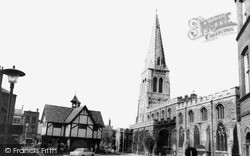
[
  {"left": 216, "top": 122, "right": 227, "bottom": 151},
  {"left": 179, "top": 126, "right": 184, "bottom": 147},
  {"left": 201, "top": 107, "right": 208, "bottom": 121},
  {"left": 153, "top": 77, "right": 158, "bottom": 92},
  {"left": 188, "top": 110, "right": 194, "bottom": 123},
  {"left": 216, "top": 104, "right": 224, "bottom": 120},
  {"left": 159, "top": 78, "right": 163, "bottom": 93},
  {"left": 179, "top": 113, "right": 183, "bottom": 124}
]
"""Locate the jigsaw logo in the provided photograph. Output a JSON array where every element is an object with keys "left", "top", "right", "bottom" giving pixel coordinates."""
[{"left": 188, "top": 12, "right": 237, "bottom": 41}]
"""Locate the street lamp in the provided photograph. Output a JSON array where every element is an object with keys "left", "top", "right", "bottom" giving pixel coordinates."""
[
  {"left": 3, "top": 66, "right": 25, "bottom": 147},
  {"left": 25, "top": 123, "right": 29, "bottom": 144}
]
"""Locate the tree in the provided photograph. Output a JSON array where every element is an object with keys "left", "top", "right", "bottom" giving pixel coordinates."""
[
  {"left": 102, "top": 129, "right": 116, "bottom": 155},
  {"left": 144, "top": 134, "right": 155, "bottom": 156}
]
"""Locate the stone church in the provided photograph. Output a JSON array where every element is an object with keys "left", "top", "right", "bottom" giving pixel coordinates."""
[{"left": 130, "top": 13, "right": 241, "bottom": 156}]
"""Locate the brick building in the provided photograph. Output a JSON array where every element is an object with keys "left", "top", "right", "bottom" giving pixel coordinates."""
[
  {"left": 234, "top": 0, "right": 250, "bottom": 155},
  {"left": 12, "top": 108, "right": 24, "bottom": 142},
  {"left": 23, "top": 109, "right": 40, "bottom": 142}
]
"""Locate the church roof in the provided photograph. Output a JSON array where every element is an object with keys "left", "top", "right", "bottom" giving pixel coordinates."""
[{"left": 145, "top": 12, "right": 169, "bottom": 71}]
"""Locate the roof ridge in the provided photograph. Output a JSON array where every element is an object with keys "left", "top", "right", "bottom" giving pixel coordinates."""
[{"left": 44, "top": 104, "right": 72, "bottom": 109}]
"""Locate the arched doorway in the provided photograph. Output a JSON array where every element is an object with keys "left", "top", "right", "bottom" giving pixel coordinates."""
[
  {"left": 157, "top": 129, "right": 170, "bottom": 155},
  {"left": 246, "top": 132, "right": 250, "bottom": 156}
]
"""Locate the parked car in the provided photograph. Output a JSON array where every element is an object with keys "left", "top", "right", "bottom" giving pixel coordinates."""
[{"left": 70, "top": 148, "right": 95, "bottom": 156}]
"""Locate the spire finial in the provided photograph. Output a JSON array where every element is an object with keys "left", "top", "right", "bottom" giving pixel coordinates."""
[{"left": 156, "top": 9, "right": 158, "bottom": 14}]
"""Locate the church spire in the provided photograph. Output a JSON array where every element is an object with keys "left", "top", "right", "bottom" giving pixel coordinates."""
[{"left": 145, "top": 11, "right": 168, "bottom": 71}]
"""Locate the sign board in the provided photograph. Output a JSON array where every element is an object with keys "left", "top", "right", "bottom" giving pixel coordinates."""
[
  {"left": 185, "top": 147, "right": 197, "bottom": 156},
  {"left": 196, "top": 145, "right": 206, "bottom": 155}
]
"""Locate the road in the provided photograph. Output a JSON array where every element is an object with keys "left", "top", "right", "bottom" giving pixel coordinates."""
[{"left": 33, "top": 153, "right": 138, "bottom": 156}]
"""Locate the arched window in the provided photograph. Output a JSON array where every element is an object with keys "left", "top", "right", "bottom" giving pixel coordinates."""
[
  {"left": 168, "top": 108, "right": 171, "bottom": 119},
  {"left": 216, "top": 122, "right": 227, "bottom": 151},
  {"left": 179, "top": 126, "right": 184, "bottom": 147},
  {"left": 153, "top": 77, "right": 157, "bottom": 92},
  {"left": 194, "top": 126, "right": 200, "bottom": 148},
  {"left": 201, "top": 107, "right": 208, "bottom": 121},
  {"left": 157, "top": 57, "right": 160, "bottom": 65},
  {"left": 161, "top": 110, "right": 164, "bottom": 120},
  {"left": 147, "top": 115, "right": 150, "bottom": 121},
  {"left": 151, "top": 114, "right": 154, "bottom": 120},
  {"left": 156, "top": 112, "right": 159, "bottom": 120},
  {"left": 188, "top": 110, "right": 194, "bottom": 123},
  {"left": 161, "top": 58, "right": 164, "bottom": 65},
  {"left": 159, "top": 78, "right": 163, "bottom": 93},
  {"left": 179, "top": 113, "right": 183, "bottom": 124},
  {"left": 216, "top": 104, "right": 224, "bottom": 119}
]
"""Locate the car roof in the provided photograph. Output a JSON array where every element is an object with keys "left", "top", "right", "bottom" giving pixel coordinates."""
[{"left": 75, "top": 148, "right": 89, "bottom": 150}]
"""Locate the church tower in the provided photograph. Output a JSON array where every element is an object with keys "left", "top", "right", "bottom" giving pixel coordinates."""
[{"left": 136, "top": 12, "right": 170, "bottom": 123}]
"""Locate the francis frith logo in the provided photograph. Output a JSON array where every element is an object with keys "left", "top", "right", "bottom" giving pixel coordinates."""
[{"left": 188, "top": 12, "right": 237, "bottom": 41}]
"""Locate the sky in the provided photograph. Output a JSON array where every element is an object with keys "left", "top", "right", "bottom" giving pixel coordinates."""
[{"left": 0, "top": 0, "right": 239, "bottom": 129}]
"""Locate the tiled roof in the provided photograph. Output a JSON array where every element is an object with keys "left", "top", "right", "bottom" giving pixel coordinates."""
[
  {"left": 89, "top": 110, "right": 104, "bottom": 127},
  {"left": 65, "top": 106, "right": 83, "bottom": 123},
  {"left": 43, "top": 104, "right": 104, "bottom": 127},
  {"left": 43, "top": 104, "right": 73, "bottom": 123}
]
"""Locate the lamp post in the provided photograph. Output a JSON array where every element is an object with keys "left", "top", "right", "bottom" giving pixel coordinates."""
[
  {"left": 2, "top": 66, "right": 25, "bottom": 148},
  {"left": 25, "top": 123, "right": 29, "bottom": 144}
]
